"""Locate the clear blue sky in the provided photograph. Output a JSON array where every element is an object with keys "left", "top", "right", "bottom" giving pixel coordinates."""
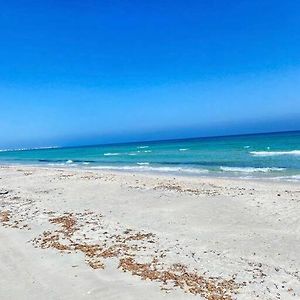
[{"left": 0, "top": 0, "right": 299, "bottom": 149}]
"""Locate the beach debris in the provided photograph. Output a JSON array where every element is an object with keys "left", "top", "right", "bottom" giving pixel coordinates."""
[
  {"left": 29, "top": 210, "right": 241, "bottom": 299},
  {"left": 0, "top": 210, "right": 10, "bottom": 222},
  {"left": 118, "top": 257, "right": 240, "bottom": 299},
  {"left": 0, "top": 190, "right": 9, "bottom": 195},
  {"left": 0, "top": 192, "right": 34, "bottom": 229},
  {"left": 49, "top": 214, "right": 77, "bottom": 236},
  {"left": 153, "top": 183, "right": 221, "bottom": 196}
]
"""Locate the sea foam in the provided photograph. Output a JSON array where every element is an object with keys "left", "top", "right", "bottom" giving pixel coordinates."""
[
  {"left": 220, "top": 166, "right": 285, "bottom": 173},
  {"left": 90, "top": 165, "right": 209, "bottom": 174},
  {"left": 104, "top": 152, "right": 121, "bottom": 156},
  {"left": 250, "top": 150, "right": 300, "bottom": 157}
]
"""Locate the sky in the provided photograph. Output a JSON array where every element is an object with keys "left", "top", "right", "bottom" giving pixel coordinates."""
[{"left": 0, "top": 0, "right": 300, "bottom": 149}]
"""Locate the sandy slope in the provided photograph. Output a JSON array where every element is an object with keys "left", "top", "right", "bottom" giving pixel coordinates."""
[{"left": 0, "top": 165, "right": 299, "bottom": 299}]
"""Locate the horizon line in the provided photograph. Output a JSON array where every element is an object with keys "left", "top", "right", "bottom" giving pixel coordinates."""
[
  {"left": 70, "top": 129, "right": 300, "bottom": 149},
  {"left": 1, "top": 129, "right": 299, "bottom": 152}
]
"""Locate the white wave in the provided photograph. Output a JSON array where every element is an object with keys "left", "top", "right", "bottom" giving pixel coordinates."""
[
  {"left": 171, "top": 167, "right": 209, "bottom": 174},
  {"left": 290, "top": 174, "right": 300, "bottom": 179},
  {"left": 179, "top": 148, "right": 189, "bottom": 151},
  {"left": 137, "top": 146, "right": 149, "bottom": 149},
  {"left": 143, "top": 150, "right": 152, "bottom": 153},
  {"left": 90, "top": 165, "right": 209, "bottom": 174},
  {"left": 82, "top": 162, "right": 90, "bottom": 165},
  {"left": 220, "top": 166, "right": 285, "bottom": 173},
  {"left": 66, "top": 160, "right": 73, "bottom": 164},
  {"left": 137, "top": 162, "right": 150, "bottom": 165},
  {"left": 250, "top": 150, "right": 300, "bottom": 157},
  {"left": 104, "top": 152, "right": 121, "bottom": 156},
  {"left": 244, "top": 146, "right": 250, "bottom": 149},
  {"left": 284, "top": 175, "right": 300, "bottom": 181},
  {"left": 128, "top": 153, "right": 137, "bottom": 156},
  {"left": 269, "top": 174, "right": 300, "bottom": 182}
]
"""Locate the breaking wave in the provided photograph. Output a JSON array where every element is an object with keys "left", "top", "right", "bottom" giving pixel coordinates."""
[
  {"left": 250, "top": 150, "right": 300, "bottom": 157},
  {"left": 90, "top": 165, "right": 209, "bottom": 175},
  {"left": 220, "top": 166, "right": 285, "bottom": 173},
  {"left": 104, "top": 153, "right": 121, "bottom": 156}
]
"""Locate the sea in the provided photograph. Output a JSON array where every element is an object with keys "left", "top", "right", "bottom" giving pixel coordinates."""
[{"left": 0, "top": 131, "right": 300, "bottom": 181}]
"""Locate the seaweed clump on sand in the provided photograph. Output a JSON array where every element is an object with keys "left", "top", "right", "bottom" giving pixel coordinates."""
[
  {"left": 118, "top": 258, "right": 240, "bottom": 299},
  {"left": 0, "top": 211, "right": 10, "bottom": 223},
  {"left": 30, "top": 211, "right": 241, "bottom": 299}
]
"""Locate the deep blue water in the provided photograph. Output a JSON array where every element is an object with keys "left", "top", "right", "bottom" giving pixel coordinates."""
[{"left": 1, "top": 131, "right": 300, "bottom": 180}]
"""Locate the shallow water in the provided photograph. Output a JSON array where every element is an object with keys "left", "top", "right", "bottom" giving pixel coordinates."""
[{"left": 1, "top": 131, "right": 300, "bottom": 180}]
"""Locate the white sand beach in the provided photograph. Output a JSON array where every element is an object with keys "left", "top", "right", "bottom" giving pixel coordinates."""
[{"left": 0, "top": 165, "right": 299, "bottom": 299}]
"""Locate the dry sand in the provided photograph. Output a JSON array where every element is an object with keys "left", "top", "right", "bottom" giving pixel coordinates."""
[{"left": 0, "top": 165, "right": 299, "bottom": 299}]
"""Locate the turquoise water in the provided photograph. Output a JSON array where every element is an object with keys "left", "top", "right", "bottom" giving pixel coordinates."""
[{"left": 1, "top": 131, "right": 300, "bottom": 180}]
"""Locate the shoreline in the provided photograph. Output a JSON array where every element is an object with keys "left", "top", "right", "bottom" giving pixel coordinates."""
[
  {"left": 1, "top": 162, "right": 299, "bottom": 184},
  {"left": 0, "top": 165, "right": 299, "bottom": 299}
]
